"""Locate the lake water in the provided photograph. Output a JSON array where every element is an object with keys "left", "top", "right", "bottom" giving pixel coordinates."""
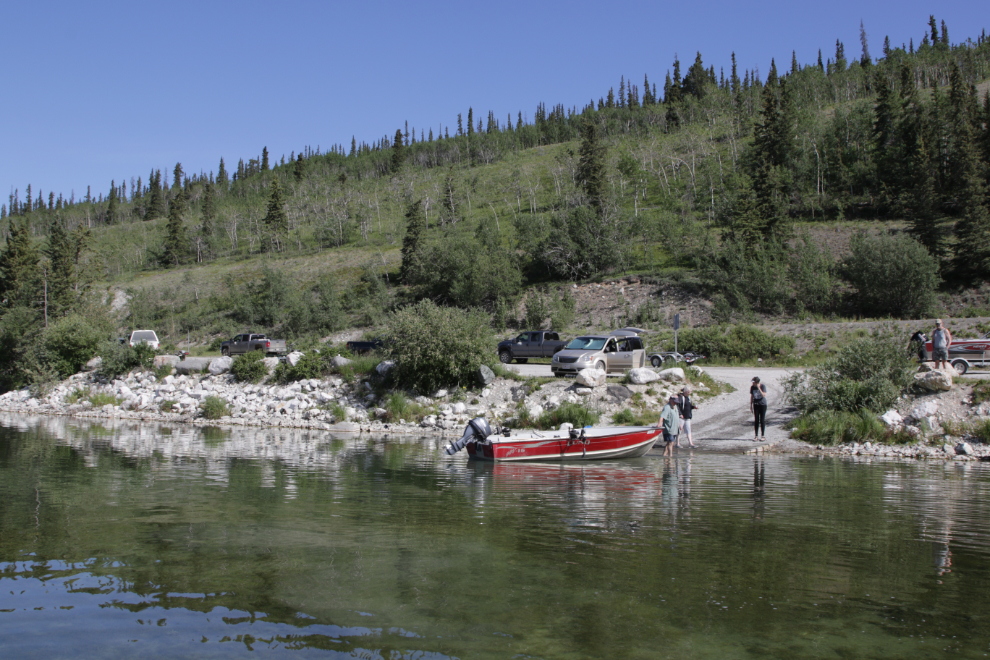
[{"left": 1, "top": 414, "right": 989, "bottom": 659}]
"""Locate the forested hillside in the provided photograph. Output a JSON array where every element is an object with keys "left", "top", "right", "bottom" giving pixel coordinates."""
[{"left": 1, "top": 16, "right": 989, "bottom": 390}]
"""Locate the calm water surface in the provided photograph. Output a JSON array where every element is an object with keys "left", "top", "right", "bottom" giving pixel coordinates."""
[{"left": 1, "top": 413, "right": 989, "bottom": 659}]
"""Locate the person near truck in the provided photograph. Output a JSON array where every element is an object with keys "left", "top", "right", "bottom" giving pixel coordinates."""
[
  {"left": 750, "top": 377, "right": 768, "bottom": 442},
  {"left": 658, "top": 396, "right": 679, "bottom": 457},
  {"left": 909, "top": 331, "right": 928, "bottom": 363},
  {"left": 932, "top": 319, "right": 952, "bottom": 371},
  {"left": 676, "top": 386, "right": 698, "bottom": 448}
]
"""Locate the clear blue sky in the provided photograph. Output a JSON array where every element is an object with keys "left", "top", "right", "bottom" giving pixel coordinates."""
[{"left": 1, "top": 0, "right": 984, "bottom": 205}]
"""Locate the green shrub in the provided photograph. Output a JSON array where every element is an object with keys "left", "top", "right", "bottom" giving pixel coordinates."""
[
  {"left": 971, "top": 418, "right": 990, "bottom": 443},
  {"left": 971, "top": 380, "right": 990, "bottom": 406},
  {"left": 39, "top": 314, "right": 104, "bottom": 378},
  {"left": 230, "top": 350, "right": 269, "bottom": 383},
  {"left": 518, "top": 402, "right": 600, "bottom": 430},
  {"left": 200, "top": 396, "right": 231, "bottom": 420},
  {"left": 153, "top": 363, "right": 174, "bottom": 380},
  {"left": 272, "top": 351, "right": 379, "bottom": 384},
  {"left": 160, "top": 400, "right": 177, "bottom": 412},
  {"left": 383, "top": 299, "right": 495, "bottom": 393},
  {"left": 843, "top": 232, "right": 940, "bottom": 318},
  {"left": 611, "top": 408, "right": 657, "bottom": 426},
  {"left": 88, "top": 392, "right": 122, "bottom": 407},
  {"left": 784, "top": 333, "right": 914, "bottom": 415},
  {"left": 98, "top": 341, "right": 157, "bottom": 379},
  {"left": 380, "top": 392, "right": 429, "bottom": 423},
  {"left": 789, "top": 409, "right": 914, "bottom": 446},
  {"left": 659, "top": 325, "right": 795, "bottom": 360}
]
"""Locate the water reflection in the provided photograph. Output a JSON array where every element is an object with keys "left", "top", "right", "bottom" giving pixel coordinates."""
[{"left": 2, "top": 413, "right": 990, "bottom": 659}]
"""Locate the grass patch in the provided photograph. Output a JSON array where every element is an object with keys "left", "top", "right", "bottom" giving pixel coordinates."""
[
  {"left": 512, "top": 402, "right": 600, "bottom": 430},
  {"left": 230, "top": 350, "right": 270, "bottom": 383},
  {"left": 152, "top": 363, "right": 174, "bottom": 380},
  {"left": 160, "top": 399, "right": 177, "bottom": 412},
  {"left": 612, "top": 407, "right": 658, "bottom": 426},
  {"left": 788, "top": 409, "right": 915, "bottom": 446},
  {"left": 380, "top": 392, "right": 430, "bottom": 423},
  {"left": 971, "top": 380, "right": 990, "bottom": 406},
  {"left": 200, "top": 396, "right": 232, "bottom": 420},
  {"left": 65, "top": 388, "right": 86, "bottom": 404},
  {"left": 88, "top": 392, "right": 122, "bottom": 407}
]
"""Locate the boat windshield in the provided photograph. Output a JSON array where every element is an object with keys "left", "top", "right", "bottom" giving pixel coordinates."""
[{"left": 564, "top": 337, "right": 607, "bottom": 351}]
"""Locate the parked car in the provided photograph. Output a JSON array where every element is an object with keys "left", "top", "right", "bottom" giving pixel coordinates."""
[
  {"left": 497, "top": 331, "right": 567, "bottom": 364},
  {"left": 127, "top": 330, "right": 160, "bottom": 350},
  {"left": 345, "top": 338, "right": 385, "bottom": 354},
  {"left": 220, "top": 333, "right": 288, "bottom": 357},
  {"left": 550, "top": 333, "right": 646, "bottom": 376}
]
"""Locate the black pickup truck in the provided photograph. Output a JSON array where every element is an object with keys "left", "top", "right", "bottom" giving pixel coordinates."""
[{"left": 497, "top": 331, "right": 567, "bottom": 364}]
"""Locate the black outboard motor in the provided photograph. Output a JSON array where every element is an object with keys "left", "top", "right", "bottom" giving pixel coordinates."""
[{"left": 444, "top": 417, "right": 493, "bottom": 455}]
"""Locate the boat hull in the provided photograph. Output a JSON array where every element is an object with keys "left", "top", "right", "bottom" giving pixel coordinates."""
[{"left": 466, "top": 426, "right": 661, "bottom": 462}]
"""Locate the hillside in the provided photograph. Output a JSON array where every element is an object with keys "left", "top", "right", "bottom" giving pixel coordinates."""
[{"left": 0, "top": 18, "right": 989, "bottom": 390}]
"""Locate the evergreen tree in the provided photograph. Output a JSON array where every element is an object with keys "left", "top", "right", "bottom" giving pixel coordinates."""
[
  {"left": 44, "top": 219, "right": 76, "bottom": 316},
  {"left": 859, "top": 20, "right": 871, "bottom": 67},
  {"left": 173, "top": 163, "right": 184, "bottom": 190},
  {"left": 749, "top": 77, "right": 791, "bottom": 237},
  {"left": 576, "top": 121, "right": 607, "bottom": 217},
  {"left": 399, "top": 199, "right": 426, "bottom": 283},
  {"left": 929, "top": 15, "right": 939, "bottom": 46},
  {"left": 162, "top": 190, "right": 188, "bottom": 266},
  {"left": 294, "top": 153, "right": 305, "bottom": 181},
  {"left": 0, "top": 220, "right": 41, "bottom": 307},
  {"left": 954, "top": 149, "right": 990, "bottom": 279},
  {"left": 217, "top": 158, "right": 229, "bottom": 189},
  {"left": 146, "top": 170, "right": 165, "bottom": 219},
  {"left": 730, "top": 52, "right": 740, "bottom": 97},
  {"left": 106, "top": 180, "right": 119, "bottom": 224},
  {"left": 833, "top": 40, "right": 847, "bottom": 73},
  {"left": 261, "top": 147, "right": 269, "bottom": 171},
  {"left": 391, "top": 128, "right": 405, "bottom": 173},
  {"left": 682, "top": 52, "right": 708, "bottom": 99},
  {"left": 904, "top": 136, "right": 946, "bottom": 260},
  {"left": 262, "top": 179, "right": 288, "bottom": 253},
  {"left": 467, "top": 108, "right": 474, "bottom": 136}
]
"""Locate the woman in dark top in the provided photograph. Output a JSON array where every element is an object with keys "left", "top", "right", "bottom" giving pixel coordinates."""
[
  {"left": 677, "top": 386, "right": 698, "bottom": 448},
  {"left": 750, "top": 376, "right": 767, "bottom": 441}
]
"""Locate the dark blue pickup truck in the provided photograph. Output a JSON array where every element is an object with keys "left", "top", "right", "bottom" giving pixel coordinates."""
[{"left": 497, "top": 331, "right": 566, "bottom": 364}]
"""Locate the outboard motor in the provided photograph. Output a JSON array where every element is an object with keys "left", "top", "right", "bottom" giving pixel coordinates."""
[{"left": 444, "top": 417, "right": 493, "bottom": 455}]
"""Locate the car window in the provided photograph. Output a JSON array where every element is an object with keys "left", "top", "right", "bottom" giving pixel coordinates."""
[
  {"left": 531, "top": 333, "right": 542, "bottom": 342},
  {"left": 516, "top": 334, "right": 528, "bottom": 342},
  {"left": 132, "top": 331, "right": 157, "bottom": 342},
  {"left": 564, "top": 337, "right": 607, "bottom": 351},
  {"left": 548, "top": 333, "right": 558, "bottom": 341}
]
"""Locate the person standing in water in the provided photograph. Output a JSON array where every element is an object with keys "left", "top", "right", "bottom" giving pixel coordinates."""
[
  {"left": 750, "top": 376, "right": 768, "bottom": 441},
  {"left": 659, "top": 395, "right": 679, "bottom": 457}
]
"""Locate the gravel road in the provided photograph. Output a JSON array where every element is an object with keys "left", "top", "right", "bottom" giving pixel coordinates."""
[{"left": 506, "top": 363, "right": 809, "bottom": 453}]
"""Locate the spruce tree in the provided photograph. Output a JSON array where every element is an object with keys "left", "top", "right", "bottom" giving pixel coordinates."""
[
  {"left": 391, "top": 129, "right": 405, "bottom": 173},
  {"left": 904, "top": 136, "right": 946, "bottom": 261},
  {"left": 262, "top": 179, "right": 288, "bottom": 253},
  {"left": 294, "top": 153, "right": 305, "bottom": 181},
  {"left": 399, "top": 199, "right": 426, "bottom": 283},
  {"left": 261, "top": 147, "right": 269, "bottom": 171},
  {"left": 146, "top": 170, "right": 165, "bottom": 219},
  {"left": 217, "top": 158, "right": 229, "bottom": 189},
  {"left": 576, "top": 121, "right": 607, "bottom": 217},
  {"left": 0, "top": 220, "right": 41, "bottom": 307},
  {"left": 173, "top": 163, "right": 184, "bottom": 190},
  {"left": 44, "top": 219, "right": 76, "bottom": 316},
  {"left": 106, "top": 180, "right": 119, "bottom": 224},
  {"left": 162, "top": 190, "right": 188, "bottom": 266}
]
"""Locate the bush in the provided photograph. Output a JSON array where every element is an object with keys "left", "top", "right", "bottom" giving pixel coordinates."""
[
  {"left": 789, "top": 409, "right": 913, "bottom": 446},
  {"left": 784, "top": 333, "right": 915, "bottom": 415},
  {"left": 383, "top": 299, "right": 495, "bottom": 393},
  {"left": 517, "top": 402, "right": 600, "bottom": 430},
  {"left": 661, "top": 325, "right": 795, "bottom": 360},
  {"left": 611, "top": 407, "right": 657, "bottom": 426},
  {"left": 230, "top": 350, "right": 269, "bottom": 383},
  {"left": 971, "top": 380, "right": 990, "bottom": 406},
  {"left": 98, "top": 341, "right": 157, "bottom": 379},
  {"left": 200, "top": 396, "right": 231, "bottom": 420},
  {"left": 843, "top": 232, "right": 940, "bottom": 318},
  {"left": 39, "top": 314, "right": 104, "bottom": 378}
]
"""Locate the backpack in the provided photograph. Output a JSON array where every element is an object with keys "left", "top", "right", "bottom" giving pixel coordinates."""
[{"left": 752, "top": 384, "right": 767, "bottom": 405}]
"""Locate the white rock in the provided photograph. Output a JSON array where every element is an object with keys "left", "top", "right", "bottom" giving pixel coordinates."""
[
  {"left": 452, "top": 402, "right": 467, "bottom": 414},
  {"left": 627, "top": 368, "right": 660, "bottom": 384},
  {"left": 208, "top": 356, "right": 233, "bottom": 375},
  {"left": 527, "top": 405, "right": 543, "bottom": 419},
  {"left": 657, "top": 367, "right": 686, "bottom": 382},
  {"left": 344, "top": 406, "right": 356, "bottom": 420},
  {"left": 910, "top": 400, "right": 939, "bottom": 419},
  {"left": 434, "top": 389, "right": 448, "bottom": 399},
  {"left": 481, "top": 388, "right": 491, "bottom": 398},
  {"left": 85, "top": 357, "right": 103, "bottom": 371},
  {"left": 262, "top": 357, "right": 279, "bottom": 374},
  {"left": 956, "top": 442, "right": 975, "bottom": 456},
  {"left": 331, "top": 355, "right": 352, "bottom": 367},
  {"left": 914, "top": 370, "right": 952, "bottom": 392},
  {"left": 286, "top": 351, "right": 305, "bottom": 367},
  {"left": 880, "top": 410, "right": 903, "bottom": 426},
  {"left": 575, "top": 368, "right": 606, "bottom": 387}
]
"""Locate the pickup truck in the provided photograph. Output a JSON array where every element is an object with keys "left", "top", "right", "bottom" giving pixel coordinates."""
[
  {"left": 220, "top": 333, "right": 288, "bottom": 357},
  {"left": 551, "top": 333, "right": 646, "bottom": 376},
  {"left": 497, "top": 331, "right": 567, "bottom": 364},
  {"left": 345, "top": 338, "right": 384, "bottom": 354}
]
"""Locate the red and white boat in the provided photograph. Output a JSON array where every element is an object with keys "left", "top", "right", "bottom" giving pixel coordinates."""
[
  {"left": 923, "top": 331, "right": 990, "bottom": 374},
  {"left": 444, "top": 418, "right": 661, "bottom": 462}
]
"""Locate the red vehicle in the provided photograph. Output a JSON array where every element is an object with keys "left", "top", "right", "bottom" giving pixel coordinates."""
[
  {"left": 445, "top": 418, "right": 660, "bottom": 462},
  {"left": 923, "top": 331, "right": 990, "bottom": 374}
]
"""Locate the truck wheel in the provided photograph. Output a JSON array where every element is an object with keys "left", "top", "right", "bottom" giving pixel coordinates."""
[
  {"left": 650, "top": 356, "right": 662, "bottom": 368},
  {"left": 499, "top": 351, "right": 512, "bottom": 364},
  {"left": 951, "top": 359, "right": 968, "bottom": 375},
  {"left": 221, "top": 347, "right": 229, "bottom": 357},
  {"left": 516, "top": 358, "right": 528, "bottom": 364},
  {"left": 663, "top": 355, "right": 676, "bottom": 366},
  {"left": 595, "top": 360, "right": 606, "bottom": 372}
]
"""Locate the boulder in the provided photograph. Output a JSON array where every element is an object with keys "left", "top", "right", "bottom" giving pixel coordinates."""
[
  {"left": 956, "top": 442, "right": 975, "bottom": 456},
  {"left": 85, "top": 356, "right": 103, "bottom": 371},
  {"left": 575, "top": 368, "right": 606, "bottom": 388},
  {"left": 286, "top": 351, "right": 305, "bottom": 367},
  {"left": 880, "top": 410, "right": 903, "bottom": 426},
  {"left": 917, "top": 362, "right": 934, "bottom": 372},
  {"left": 476, "top": 365, "right": 496, "bottom": 387},
  {"left": 914, "top": 369, "right": 952, "bottom": 392},
  {"left": 559, "top": 422, "right": 573, "bottom": 432},
  {"left": 657, "top": 367, "right": 686, "bottom": 382},
  {"left": 331, "top": 354, "right": 352, "bottom": 368},
  {"left": 452, "top": 402, "right": 467, "bottom": 414},
  {"left": 153, "top": 355, "right": 180, "bottom": 369},
  {"left": 627, "top": 368, "right": 660, "bottom": 385},
  {"left": 434, "top": 389, "right": 449, "bottom": 399},
  {"left": 175, "top": 357, "right": 213, "bottom": 375},
  {"left": 527, "top": 405, "right": 544, "bottom": 419},
  {"left": 208, "top": 356, "right": 233, "bottom": 375},
  {"left": 262, "top": 357, "right": 279, "bottom": 374},
  {"left": 375, "top": 360, "right": 395, "bottom": 377},
  {"left": 943, "top": 443, "right": 956, "bottom": 454},
  {"left": 606, "top": 384, "right": 633, "bottom": 401}
]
